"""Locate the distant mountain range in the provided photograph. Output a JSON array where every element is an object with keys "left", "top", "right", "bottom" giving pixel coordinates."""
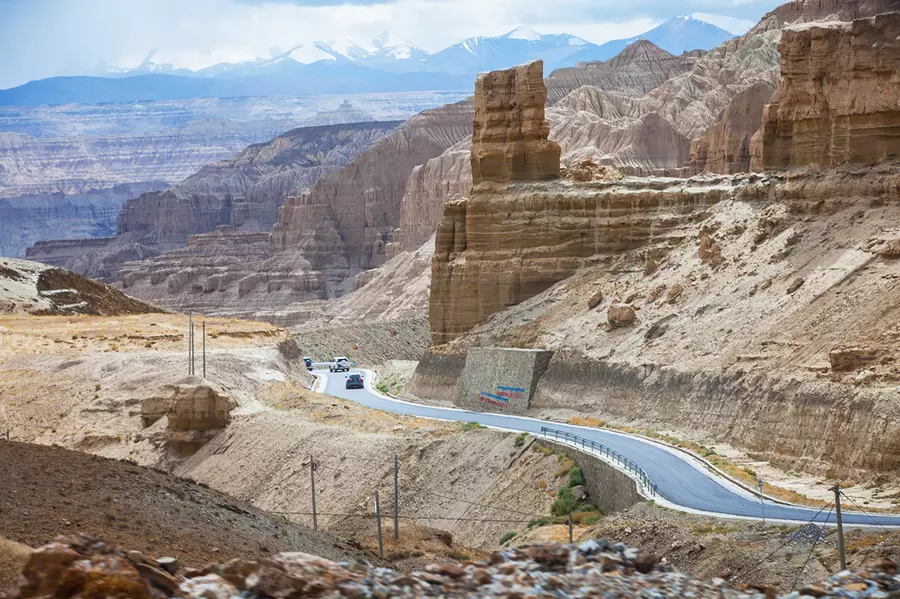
[{"left": 0, "top": 16, "right": 736, "bottom": 107}]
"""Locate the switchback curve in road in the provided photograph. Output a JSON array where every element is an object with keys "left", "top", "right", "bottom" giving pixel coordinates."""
[{"left": 313, "top": 369, "right": 900, "bottom": 528}]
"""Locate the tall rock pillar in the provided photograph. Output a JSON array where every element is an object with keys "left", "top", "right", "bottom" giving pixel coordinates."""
[{"left": 470, "top": 60, "right": 561, "bottom": 187}]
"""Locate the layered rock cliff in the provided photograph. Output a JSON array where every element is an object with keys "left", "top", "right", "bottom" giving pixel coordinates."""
[
  {"left": 0, "top": 124, "right": 288, "bottom": 198},
  {"left": 421, "top": 6, "right": 900, "bottom": 477},
  {"left": 423, "top": 164, "right": 900, "bottom": 477},
  {"left": 116, "top": 120, "right": 402, "bottom": 250},
  {"left": 27, "top": 121, "right": 400, "bottom": 280},
  {"left": 689, "top": 82, "right": 777, "bottom": 174},
  {"left": 759, "top": 12, "right": 900, "bottom": 169},
  {"left": 86, "top": 102, "right": 473, "bottom": 320},
  {"left": 267, "top": 100, "right": 474, "bottom": 297},
  {"left": 0, "top": 182, "right": 166, "bottom": 258}
]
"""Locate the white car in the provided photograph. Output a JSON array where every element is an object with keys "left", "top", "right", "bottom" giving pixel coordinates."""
[{"left": 329, "top": 356, "right": 351, "bottom": 372}]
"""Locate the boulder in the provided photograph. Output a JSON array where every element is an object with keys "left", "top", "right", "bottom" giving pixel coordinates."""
[
  {"left": 698, "top": 231, "right": 722, "bottom": 266},
  {"left": 787, "top": 277, "right": 804, "bottom": 294},
  {"left": 607, "top": 304, "right": 637, "bottom": 328},
  {"left": 587, "top": 289, "right": 604, "bottom": 310},
  {"left": 829, "top": 347, "right": 880, "bottom": 372},
  {"left": 140, "top": 377, "right": 233, "bottom": 456}
]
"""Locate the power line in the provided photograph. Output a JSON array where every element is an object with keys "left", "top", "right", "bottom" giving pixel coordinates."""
[
  {"left": 840, "top": 490, "right": 891, "bottom": 534},
  {"left": 791, "top": 504, "right": 834, "bottom": 591},
  {"left": 267, "top": 510, "right": 538, "bottom": 524},
  {"left": 733, "top": 501, "right": 834, "bottom": 582},
  {"left": 414, "top": 489, "right": 542, "bottom": 518}
]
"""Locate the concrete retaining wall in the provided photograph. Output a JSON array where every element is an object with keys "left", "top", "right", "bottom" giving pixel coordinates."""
[
  {"left": 538, "top": 440, "right": 643, "bottom": 514},
  {"left": 455, "top": 347, "right": 553, "bottom": 414},
  {"left": 407, "top": 350, "right": 465, "bottom": 402}
]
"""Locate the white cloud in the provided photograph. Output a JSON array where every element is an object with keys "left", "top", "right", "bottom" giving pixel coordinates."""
[{"left": 0, "top": 0, "right": 774, "bottom": 88}]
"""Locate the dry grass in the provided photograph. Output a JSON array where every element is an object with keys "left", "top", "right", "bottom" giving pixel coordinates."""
[{"left": 0, "top": 535, "right": 31, "bottom": 588}]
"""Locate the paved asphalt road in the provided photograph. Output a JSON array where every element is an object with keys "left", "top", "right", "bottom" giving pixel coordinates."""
[{"left": 317, "top": 369, "right": 900, "bottom": 527}]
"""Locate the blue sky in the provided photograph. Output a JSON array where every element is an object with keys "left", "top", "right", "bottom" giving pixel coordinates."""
[{"left": 0, "top": 0, "right": 784, "bottom": 89}]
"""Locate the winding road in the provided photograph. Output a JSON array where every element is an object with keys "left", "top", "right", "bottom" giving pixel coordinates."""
[{"left": 315, "top": 368, "right": 900, "bottom": 527}]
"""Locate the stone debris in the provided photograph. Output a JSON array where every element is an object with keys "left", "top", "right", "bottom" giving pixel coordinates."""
[
  {"left": 562, "top": 159, "right": 624, "bottom": 182},
  {"left": 787, "top": 277, "right": 804, "bottom": 295},
  {"left": 828, "top": 347, "right": 881, "bottom": 372},
  {"left": 7, "top": 535, "right": 900, "bottom": 599},
  {"left": 608, "top": 303, "right": 637, "bottom": 328},
  {"left": 788, "top": 523, "right": 828, "bottom": 544}
]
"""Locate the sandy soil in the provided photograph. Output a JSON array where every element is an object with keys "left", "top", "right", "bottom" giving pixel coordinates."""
[{"left": 0, "top": 313, "right": 290, "bottom": 465}]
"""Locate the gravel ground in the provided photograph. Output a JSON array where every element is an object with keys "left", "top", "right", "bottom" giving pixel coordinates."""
[{"left": 7, "top": 534, "right": 900, "bottom": 599}]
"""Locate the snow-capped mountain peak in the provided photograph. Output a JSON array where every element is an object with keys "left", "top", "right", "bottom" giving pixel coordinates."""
[
  {"left": 315, "top": 37, "right": 371, "bottom": 61},
  {"left": 505, "top": 26, "right": 542, "bottom": 41},
  {"left": 370, "top": 30, "right": 408, "bottom": 51}
]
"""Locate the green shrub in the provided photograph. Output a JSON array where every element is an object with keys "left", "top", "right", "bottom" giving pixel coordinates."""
[
  {"left": 582, "top": 513, "right": 603, "bottom": 525},
  {"left": 376, "top": 381, "right": 389, "bottom": 393},
  {"left": 500, "top": 531, "right": 517, "bottom": 544},
  {"left": 568, "top": 466, "right": 585, "bottom": 488},
  {"left": 458, "top": 422, "right": 485, "bottom": 432},
  {"left": 514, "top": 432, "right": 528, "bottom": 447},
  {"left": 551, "top": 486, "right": 577, "bottom": 516},
  {"left": 528, "top": 518, "right": 551, "bottom": 528}
]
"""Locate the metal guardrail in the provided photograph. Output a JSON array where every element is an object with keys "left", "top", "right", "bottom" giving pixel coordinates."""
[{"left": 540, "top": 426, "right": 657, "bottom": 497}]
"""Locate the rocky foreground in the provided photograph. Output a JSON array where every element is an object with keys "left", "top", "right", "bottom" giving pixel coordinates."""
[{"left": 5, "top": 535, "right": 900, "bottom": 599}]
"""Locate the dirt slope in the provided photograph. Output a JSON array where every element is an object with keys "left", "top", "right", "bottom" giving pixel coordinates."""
[{"left": 0, "top": 441, "right": 361, "bottom": 568}]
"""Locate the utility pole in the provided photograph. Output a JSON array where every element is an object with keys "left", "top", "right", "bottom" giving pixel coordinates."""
[
  {"left": 375, "top": 490, "right": 384, "bottom": 558},
  {"left": 393, "top": 454, "right": 399, "bottom": 539},
  {"left": 191, "top": 320, "right": 196, "bottom": 376},
  {"left": 568, "top": 513, "right": 573, "bottom": 543},
  {"left": 310, "top": 456, "right": 318, "bottom": 532},
  {"left": 202, "top": 321, "right": 206, "bottom": 379},
  {"left": 187, "top": 312, "right": 193, "bottom": 375},
  {"left": 834, "top": 485, "right": 846, "bottom": 571},
  {"left": 757, "top": 478, "right": 766, "bottom": 524}
]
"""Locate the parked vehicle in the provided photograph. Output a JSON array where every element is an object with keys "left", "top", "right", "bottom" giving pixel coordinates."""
[
  {"left": 329, "top": 356, "right": 351, "bottom": 372},
  {"left": 345, "top": 373, "right": 365, "bottom": 389}
]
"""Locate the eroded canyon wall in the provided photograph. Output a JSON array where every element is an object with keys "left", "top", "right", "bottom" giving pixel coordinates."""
[{"left": 761, "top": 12, "right": 900, "bottom": 169}]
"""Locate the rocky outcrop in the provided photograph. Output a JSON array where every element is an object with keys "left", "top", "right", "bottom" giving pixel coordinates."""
[
  {"left": 238, "top": 236, "right": 436, "bottom": 327},
  {"left": 760, "top": 12, "right": 900, "bottom": 169},
  {"left": 429, "top": 176, "right": 742, "bottom": 345},
  {"left": 0, "top": 183, "right": 167, "bottom": 258},
  {"left": 470, "top": 61, "right": 560, "bottom": 187},
  {"left": 0, "top": 257, "right": 160, "bottom": 316},
  {"left": 689, "top": 82, "right": 777, "bottom": 174},
  {"left": 141, "top": 377, "right": 233, "bottom": 456}
]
